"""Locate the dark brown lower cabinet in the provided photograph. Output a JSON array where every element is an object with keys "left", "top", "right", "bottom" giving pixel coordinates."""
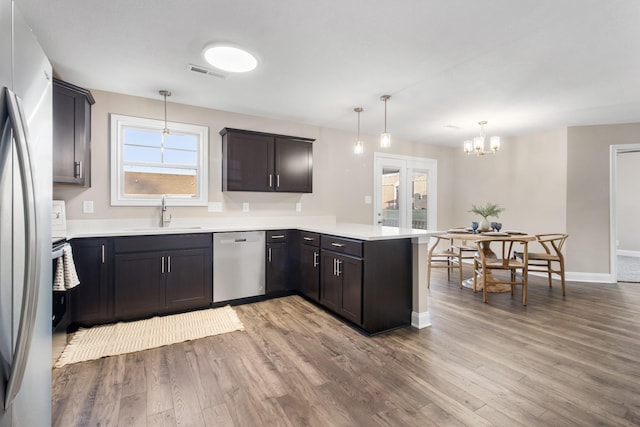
[
  {"left": 113, "top": 234, "right": 212, "bottom": 321},
  {"left": 317, "top": 235, "right": 412, "bottom": 334},
  {"left": 320, "top": 252, "right": 362, "bottom": 325},
  {"left": 70, "top": 238, "right": 112, "bottom": 326}
]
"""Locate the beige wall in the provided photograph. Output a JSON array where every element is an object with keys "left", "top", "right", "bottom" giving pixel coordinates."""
[
  {"left": 451, "top": 128, "right": 568, "bottom": 235},
  {"left": 567, "top": 123, "right": 640, "bottom": 274},
  {"left": 54, "top": 90, "right": 455, "bottom": 225},
  {"left": 616, "top": 151, "right": 640, "bottom": 252}
]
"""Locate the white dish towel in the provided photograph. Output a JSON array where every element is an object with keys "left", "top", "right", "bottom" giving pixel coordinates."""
[{"left": 53, "top": 245, "right": 80, "bottom": 291}]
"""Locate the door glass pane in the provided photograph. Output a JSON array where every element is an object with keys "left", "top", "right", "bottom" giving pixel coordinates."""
[
  {"left": 380, "top": 168, "right": 400, "bottom": 226},
  {"left": 412, "top": 171, "right": 428, "bottom": 229}
]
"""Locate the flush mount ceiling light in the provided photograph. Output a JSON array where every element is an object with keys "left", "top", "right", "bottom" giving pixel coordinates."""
[
  {"left": 203, "top": 45, "right": 258, "bottom": 73},
  {"left": 463, "top": 120, "right": 501, "bottom": 156},
  {"left": 354, "top": 107, "right": 364, "bottom": 154},
  {"left": 159, "top": 90, "right": 171, "bottom": 135},
  {"left": 380, "top": 95, "right": 391, "bottom": 148}
]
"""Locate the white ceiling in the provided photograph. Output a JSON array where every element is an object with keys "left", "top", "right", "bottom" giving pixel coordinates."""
[{"left": 18, "top": 0, "right": 640, "bottom": 146}]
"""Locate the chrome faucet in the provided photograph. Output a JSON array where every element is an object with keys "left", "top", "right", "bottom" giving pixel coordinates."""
[{"left": 161, "top": 194, "right": 172, "bottom": 227}]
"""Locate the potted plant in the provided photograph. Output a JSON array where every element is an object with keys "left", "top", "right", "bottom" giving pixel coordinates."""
[{"left": 469, "top": 203, "right": 505, "bottom": 232}]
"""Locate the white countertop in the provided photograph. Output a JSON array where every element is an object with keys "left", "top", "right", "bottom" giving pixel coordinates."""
[{"left": 64, "top": 216, "right": 436, "bottom": 242}]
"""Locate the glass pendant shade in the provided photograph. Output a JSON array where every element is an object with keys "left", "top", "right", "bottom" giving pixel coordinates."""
[
  {"left": 463, "top": 140, "right": 473, "bottom": 154},
  {"left": 490, "top": 136, "right": 501, "bottom": 152},
  {"left": 380, "top": 132, "right": 391, "bottom": 148},
  {"left": 473, "top": 136, "right": 485, "bottom": 151}
]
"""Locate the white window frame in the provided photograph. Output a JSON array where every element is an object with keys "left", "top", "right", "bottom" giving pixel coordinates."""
[{"left": 110, "top": 113, "right": 209, "bottom": 206}]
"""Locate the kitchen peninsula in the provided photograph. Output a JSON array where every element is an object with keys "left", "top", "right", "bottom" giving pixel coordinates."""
[{"left": 63, "top": 217, "right": 435, "bottom": 334}]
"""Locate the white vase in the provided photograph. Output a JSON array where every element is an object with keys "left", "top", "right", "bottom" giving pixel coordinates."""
[{"left": 479, "top": 217, "right": 491, "bottom": 232}]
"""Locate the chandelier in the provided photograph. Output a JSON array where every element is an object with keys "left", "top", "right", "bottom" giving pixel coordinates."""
[{"left": 463, "top": 121, "right": 500, "bottom": 156}]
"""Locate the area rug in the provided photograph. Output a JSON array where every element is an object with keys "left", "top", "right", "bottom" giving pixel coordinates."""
[{"left": 54, "top": 305, "right": 244, "bottom": 368}]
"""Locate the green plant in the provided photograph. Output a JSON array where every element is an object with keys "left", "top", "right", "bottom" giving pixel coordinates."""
[{"left": 469, "top": 202, "right": 504, "bottom": 219}]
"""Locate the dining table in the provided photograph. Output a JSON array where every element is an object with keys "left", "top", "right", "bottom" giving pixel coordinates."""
[{"left": 439, "top": 230, "right": 537, "bottom": 292}]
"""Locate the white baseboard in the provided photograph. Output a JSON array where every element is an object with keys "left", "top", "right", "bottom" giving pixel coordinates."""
[
  {"left": 411, "top": 311, "right": 432, "bottom": 329},
  {"left": 617, "top": 249, "right": 640, "bottom": 258},
  {"left": 565, "top": 272, "right": 615, "bottom": 284}
]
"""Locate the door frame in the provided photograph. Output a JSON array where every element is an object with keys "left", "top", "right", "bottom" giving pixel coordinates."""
[
  {"left": 609, "top": 143, "right": 640, "bottom": 282},
  {"left": 373, "top": 152, "right": 438, "bottom": 230}
]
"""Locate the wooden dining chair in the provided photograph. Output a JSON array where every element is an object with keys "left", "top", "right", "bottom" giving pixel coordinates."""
[
  {"left": 473, "top": 238, "right": 529, "bottom": 305},
  {"left": 514, "top": 233, "right": 568, "bottom": 296},
  {"left": 427, "top": 235, "right": 463, "bottom": 288}
]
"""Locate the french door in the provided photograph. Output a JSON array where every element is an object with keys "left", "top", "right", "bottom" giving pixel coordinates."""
[{"left": 373, "top": 153, "right": 437, "bottom": 230}]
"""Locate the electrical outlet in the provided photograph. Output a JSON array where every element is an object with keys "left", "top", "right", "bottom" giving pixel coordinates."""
[
  {"left": 295, "top": 202, "right": 302, "bottom": 212},
  {"left": 208, "top": 202, "right": 223, "bottom": 212},
  {"left": 364, "top": 195, "right": 372, "bottom": 204},
  {"left": 242, "top": 202, "right": 249, "bottom": 212},
  {"left": 83, "top": 200, "right": 94, "bottom": 214}
]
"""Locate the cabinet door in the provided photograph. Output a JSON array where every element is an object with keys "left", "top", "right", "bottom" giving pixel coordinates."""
[
  {"left": 300, "top": 244, "right": 320, "bottom": 301},
  {"left": 70, "top": 238, "right": 111, "bottom": 325},
  {"left": 114, "top": 252, "right": 165, "bottom": 320},
  {"left": 223, "top": 131, "right": 274, "bottom": 191},
  {"left": 165, "top": 248, "right": 212, "bottom": 312},
  {"left": 275, "top": 138, "right": 312, "bottom": 193},
  {"left": 266, "top": 242, "right": 288, "bottom": 293},
  {"left": 339, "top": 255, "right": 363, "bottom": 325},
  {"left": 320, "top": 252, "right": 341, "bottom": 312},
  {"left": 52, "top": 79, "right": 92, "bottom": 186}
]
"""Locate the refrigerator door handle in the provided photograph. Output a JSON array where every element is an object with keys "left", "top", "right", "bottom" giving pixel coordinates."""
[{"left": 3, "top": 88, "right": 40, "bottom": 411}]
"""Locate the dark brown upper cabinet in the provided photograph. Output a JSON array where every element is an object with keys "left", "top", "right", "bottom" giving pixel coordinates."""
[
  {"left": 220, "top": 128, "right": 314, "bottom": 193},
  {"left": 52, "top": 78, "right": 95, "bottom": 186}
]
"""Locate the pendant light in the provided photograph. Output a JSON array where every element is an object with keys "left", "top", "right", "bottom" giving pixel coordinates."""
[
  {"left": 354, "top": 107, "right": 364, "bottom": 154},
  {"left": 380, "top": 95, "right": 391, "bottom": 148},
  {"left": 159, "top": 90, "right": 171, "bottom": 135}
]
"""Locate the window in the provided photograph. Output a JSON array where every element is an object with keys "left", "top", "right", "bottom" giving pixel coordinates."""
[{"left": 110, "top": 114, "right": 209, "bottom": 206}]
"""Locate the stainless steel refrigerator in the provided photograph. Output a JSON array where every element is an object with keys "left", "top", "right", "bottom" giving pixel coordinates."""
[{"left": 0, "top": 1, "right": 52, "bottom": 426}]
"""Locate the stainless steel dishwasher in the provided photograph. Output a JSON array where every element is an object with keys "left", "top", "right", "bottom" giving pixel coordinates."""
[{"left": 213, "top": 231, "right": 266, "bottom": 302}]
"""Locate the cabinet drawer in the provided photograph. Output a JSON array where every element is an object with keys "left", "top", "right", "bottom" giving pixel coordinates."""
[
  {"left": 300, "top": 231, "right": 320, "bottom": 247},
  {"left": 114, "top": 233, "right": 212, "bottom": 253},
  {"left": 321, "top": 235, "right": 363, "bottom": 258},
  {"left": 266, "top": 230, "right": 288, "bottom": 243}
]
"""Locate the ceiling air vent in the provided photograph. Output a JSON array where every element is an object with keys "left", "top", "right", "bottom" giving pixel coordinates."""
[{"left": 187, "top": 64, "right": 226, "bottom": 79}]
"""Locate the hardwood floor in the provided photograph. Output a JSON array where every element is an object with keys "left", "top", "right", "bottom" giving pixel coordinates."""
[{"left": 52, "top": 270, "right": 640, "bottom": 426}]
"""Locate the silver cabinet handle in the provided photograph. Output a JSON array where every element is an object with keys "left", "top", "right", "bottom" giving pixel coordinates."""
[
  {"left": 168, "top": 255, "right": 171, "bottom": 273},
  {"left": 313, "top": 252, "right": 319, "bottom": 267},
  {"left": 303, "top": 237, "right": 315, "bottom": 241},
  {"left": 74, "top": 160, "right": 83, "bottom": 179},
  {"left": 161, "top": 256, "right": 165, "bottom": 273},
  {"left": 336, "top": 259, "right": 342, "bottom": 276},
  {"left": 269, "top": 174, "right": 273, "bottom": 188},
  {"left": 331, "top": 242, "right": 345, "bottom": 248},
  {"left": 333, "top": 258, "right": 337, "bottom": 276},
  {"left": 277, "top": 174, "right": 280, "bottom": 188},
  {"left": 271, "top": 234, "right": 285, "bottom": 239},
  {"left": 101, "top": 244, "right": 105, "bottom": 264},
  {"left": 268, "top": 247, "right": 272, "bottom": 262},
  {"left": 4, "top": 89, "right": 40, "bottom": 410}
]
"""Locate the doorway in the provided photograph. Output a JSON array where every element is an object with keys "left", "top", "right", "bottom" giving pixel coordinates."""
[
  {"left": 610, "top": 144, "right": 640, "bottom": 282},
  {"left": 373, "top": 153, "right": 437, "bottom": 230}
]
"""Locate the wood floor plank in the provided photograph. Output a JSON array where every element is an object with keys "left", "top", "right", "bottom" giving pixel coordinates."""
[{"left": 52, "top": 271, "right": 640, "bottom": 426}]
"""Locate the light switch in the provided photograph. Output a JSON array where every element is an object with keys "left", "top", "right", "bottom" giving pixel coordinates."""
[
  {"left": 83, "top": 200, "right": 94, "bottom": 214},
  {"left": 364, "top": 195, "right": 372, "bottom": 204},
  {"left": 242, "top": 202, "right": 249, "bottom": 212}
]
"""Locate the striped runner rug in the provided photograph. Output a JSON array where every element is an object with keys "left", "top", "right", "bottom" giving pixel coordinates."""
[{"left": 54, "top": 305, "right": 244, "bottom": 368}]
